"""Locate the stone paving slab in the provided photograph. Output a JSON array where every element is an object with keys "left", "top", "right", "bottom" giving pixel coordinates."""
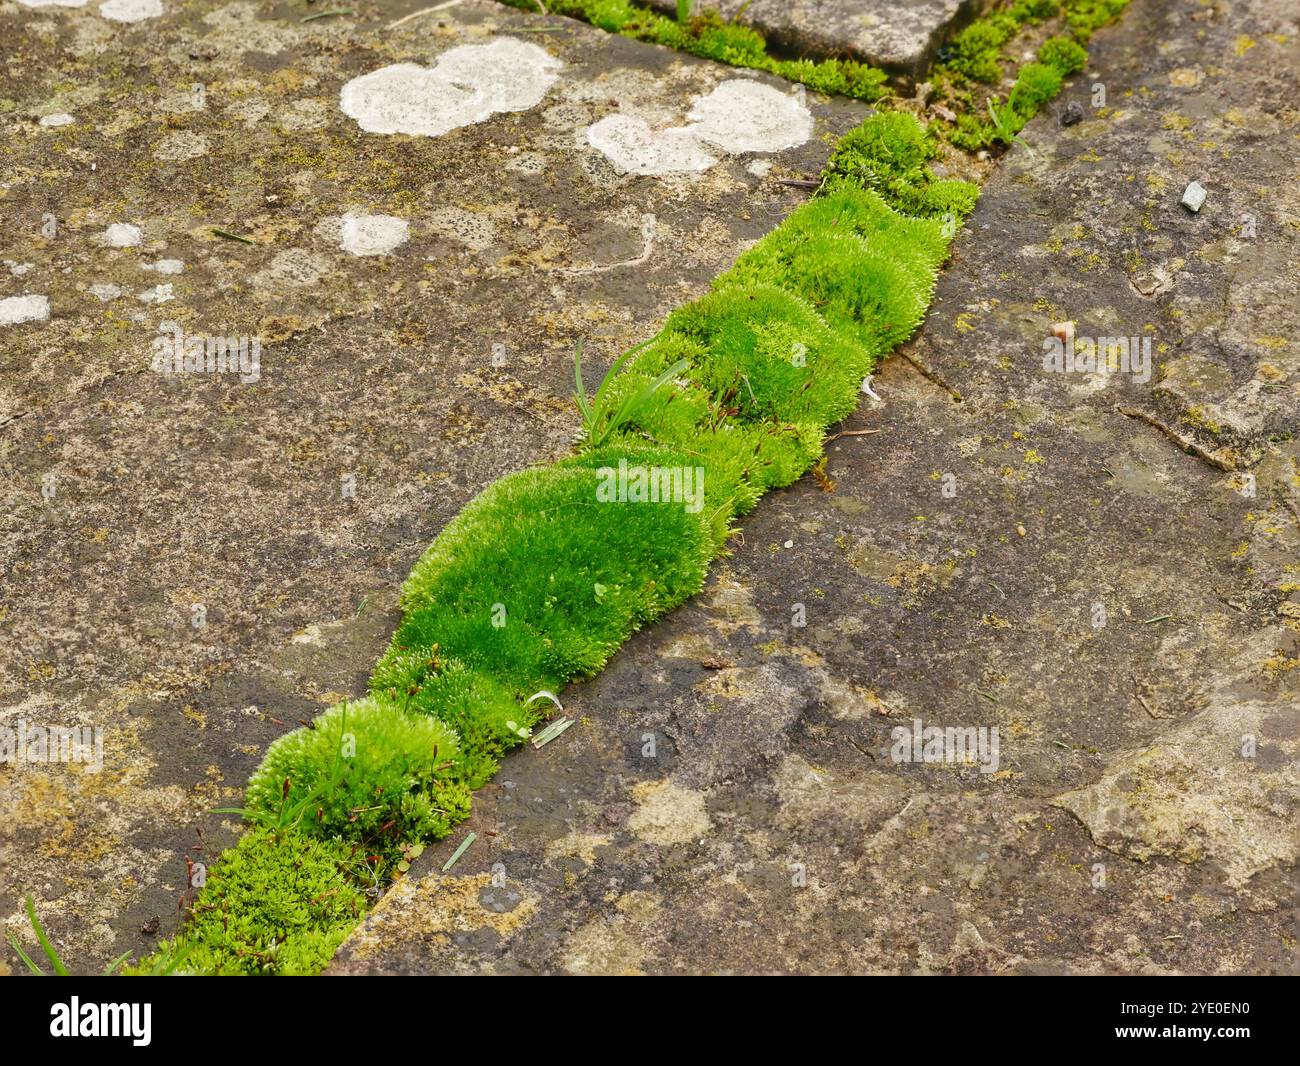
[
  {"left": 643, "top": 0, "right": 993, "bottom": 76},
  {"left": 0, "top": 0, "right": 867, "bottom": 970},
  {"left": 330, "top": 0, "right": 1299, "bottom": 975}
]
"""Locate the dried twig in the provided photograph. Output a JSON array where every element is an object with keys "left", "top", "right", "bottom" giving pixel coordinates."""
[{"left": 387, "top": 0, "right": 464, "bottom": 31}]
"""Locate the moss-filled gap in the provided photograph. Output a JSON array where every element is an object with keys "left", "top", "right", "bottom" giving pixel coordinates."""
[{"left": 107, "top": 0, "right": 1133, "bottom": 977}]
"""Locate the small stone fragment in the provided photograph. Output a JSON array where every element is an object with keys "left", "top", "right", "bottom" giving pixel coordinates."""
[
  {"left": 0, "top": 294, "right": 50, "bottom": 325},
  {"left": 88, "top": 283, "right": 123, "bottom": 301},
  {"left": 1181, "top": 181, "right": 1207, "bottom": 213},
  {"left": 103, "top": 222, "right": 143, "bottom": 248},
  {"left": 1060, "top": 102, "right": 1084, "bottom": 126}
]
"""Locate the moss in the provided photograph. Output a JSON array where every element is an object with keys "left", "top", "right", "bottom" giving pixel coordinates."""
[
  {"left": 1066, "top": 0, "right": 1132, "bottom": 42},
  {"left": 128, "top": 829, "right": 366, "bottom": 976},
  {"left": 932, "top": 0, "right": 1130, "bottom": 153},
  {"left": 390, "top": 457, "right": 716, "bottom": 692},
  {"left": 945, "top": 14, "right": 1021, "bottom": 84},
  {"left": 722, "top": 231, "right": 933, "bottom": 358},
  {"left": 822, "top": 111, "right": 979, "bottom": 221},
  {"left": 659, "top": 285, "right": 865, "bottom": 423},
  {"left": 1009, "top": 61, "right": 1065, "bottom": 119},
  {"left": 1038, "top": 35, "right": 1088, "bottom": 75},
  {"left": 245, "top": 695, "right": 471, "bottom": 871},
  {"left": 140, "top": 0, "right": 1142, "bottom": 976}
]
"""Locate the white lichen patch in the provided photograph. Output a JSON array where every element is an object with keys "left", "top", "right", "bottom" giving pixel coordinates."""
[
  {"left": 103, "top": 222, "right": 143, "bottom": 247},
  {"left": 142, "top": 258, "right": 184, "bottom": 275},
  {"left": 17, "top": 0, "right": 88, "bottom": 6},
  {"left": 586, "top": 115, "right": 718, "bottom": 177},
  {"left": 88, "top": 282, "right": 123, "bottom": 301},
  {"left": 686, "top": 80, "right": 812, "bottom": 154},
  {"left": 340, "top": 38, "right": 561, "bottom": 137},
  {"left": 0, "top": 295, "right": 51, "bottom": 325},
  {"left": 39, "top": 113, "right": 76, "bottom": 127},
  {"left": 586, "top": 80, "right": 811, "bottom": 177},
  {"left": 137, "top": 283, "right": 173, "bottom": 304},
  {"left": 99, "top": 0, "right": 163, "bottom": 22},
  {"left": 339, "top": 213, "right": 409, "bottom": 257}
]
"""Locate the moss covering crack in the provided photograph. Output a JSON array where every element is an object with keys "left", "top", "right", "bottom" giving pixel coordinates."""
[
  {"left": 115, "top": 1, "right": 1135, "bottom": 977},
  {"left": 497, "top": 0, "right": 889, "bottom": 101},
  {"left": 498, "top": 1, "right": 1132, "bottom": 158},
  {"left": 931, "top": 0, "right": 1131, "bottom": 152}
]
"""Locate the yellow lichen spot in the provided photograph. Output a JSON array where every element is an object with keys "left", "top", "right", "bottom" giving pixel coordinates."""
[{"left": 1233, "top": 36, "right": 1256, "bottom": 57}]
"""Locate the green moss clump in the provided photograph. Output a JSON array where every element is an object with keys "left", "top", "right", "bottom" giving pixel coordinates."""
[
  {"left": 1008, "top": 61, "right": 1064, "bottom": 119},
  {"left": 1038, "top": 34, "right": 1088, "bottom": 75},
  {"left": 661, "top": 284, "right": 869, "bottom": 427},
  {"left": 391, "top": 458, "right": 715, "bottom": 692},
  {"left": 245, "top": 696, "right": 471, "bottom": 865},
  {"left": 945, "top": 14, "right": 1020, "bottom": 83},
  {"left": 822, "top": 111, "right": 979, "bottom": 221},
  {"left": 1009, "top": 0, "right": 1062, "bottom": 18},
  {"left": 128, "top": 829, "right": 366, "bottom": 976},
  {"left": 1066, "top": 0, "right": 1132, "bottom": 42},
  {"left": 370, "top": 656, "right": 535, "bottom": 788}
]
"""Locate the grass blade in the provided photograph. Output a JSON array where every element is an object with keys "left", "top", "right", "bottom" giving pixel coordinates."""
[
  {"left": 441, "top": 831, "right": 477, "bottom": 873},
  {"left": 25, "top": 895, "right": 69, "bottom": 976},
  {"left": 5, "top": 930, "right": 45, "bottom": 975}
]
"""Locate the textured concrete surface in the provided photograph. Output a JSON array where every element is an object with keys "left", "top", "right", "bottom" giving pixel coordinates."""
[
  {"left": 0, "top": 0, "right": 866, "bottom": 971},
  {"left": 644, "top": 0, "right": 993, "bottom": 76},
  {"left": 330, "top": 0, "right": 1300, "bottom": 975}
]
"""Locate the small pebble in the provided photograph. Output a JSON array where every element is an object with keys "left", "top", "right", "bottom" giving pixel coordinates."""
[
  {"left": 1181, "top": 180, "right": 1207, "bottom": 213},
  {"left": 783, "top": 540, "right": 793, "bottom": 549},
  {"left": 1060, "top": 102, "right": 1084, "bottom": 127},
  {"left": 103, "top": 222, "right": 143, "bottom": 248}
]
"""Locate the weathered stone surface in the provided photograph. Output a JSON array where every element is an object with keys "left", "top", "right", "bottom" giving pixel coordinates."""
[
  {"left": 0, "top": 0, "right": 864, "bottom": 970},
  {"left": 645, "top": 0, "right": 993, "bottom": 75},
  {"left": 331, "top": 0, "right": 1299, "bottom": 976},
  {"left": 1054, "top": 685, "right": 1300, "bottom": 887}
]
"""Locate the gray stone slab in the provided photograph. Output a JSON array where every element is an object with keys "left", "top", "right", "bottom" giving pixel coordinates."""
[
  {"left": 0, "top": 0, "right": 865, "bottom": 971},
  {"left": 644, "top": 0, "right": 994, "bottom": 76}
]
